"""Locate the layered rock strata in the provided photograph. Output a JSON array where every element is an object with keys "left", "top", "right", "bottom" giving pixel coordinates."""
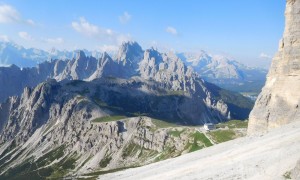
[{"left": 248, "top": 0, "right": 300, "bottom": 134}]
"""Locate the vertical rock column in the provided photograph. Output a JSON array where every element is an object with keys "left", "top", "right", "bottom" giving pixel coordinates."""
[{"left": 248, "top": 0, "right": 300, "bottom": 135}]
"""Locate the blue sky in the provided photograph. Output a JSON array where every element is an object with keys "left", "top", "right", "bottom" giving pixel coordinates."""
[{"left": 0, "top": 0, "right": 285, "bottom": 68}]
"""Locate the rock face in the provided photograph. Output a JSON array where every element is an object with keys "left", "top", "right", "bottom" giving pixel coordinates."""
[
  {"left": 248, "top": 0, "right": 300, "bottom": 135},
  {"left": 140, "top": 49, "right": 196, "bottom": 91}
]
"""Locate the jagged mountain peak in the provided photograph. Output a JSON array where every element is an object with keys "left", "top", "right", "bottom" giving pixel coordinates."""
[
  {"left": 119, "top": 41, "right": 142, "bottom": 50},
  {"left": 143, "top": 48, "right": 162, "bottom": 62},
  {"left": 117, "top": 41, "right": 144, "bottom": 64},
  {"left": 177, "top": 51, "right": 211, "bottom": 64},
  {"left": 102, "top": 51, "right": 110, "bottom": 59},
  {"left": 0, "top": 40, "right": 260, "bottom": 104},
  {"left": 164, "top": 51, "right": 184, "bottom": 63},
  {"left": 0, "top": 41, "right": 266, "bottom": 95},
  {"left": 75, "top": 50, "right": 87, "bottom": 60}
]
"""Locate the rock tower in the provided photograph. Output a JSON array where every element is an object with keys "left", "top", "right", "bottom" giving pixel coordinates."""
[{"left": 248, "top": 0, "right": 300, "bottom": 134}]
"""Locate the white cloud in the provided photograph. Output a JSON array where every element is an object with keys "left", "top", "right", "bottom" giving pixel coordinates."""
[
  {"left": 259, "top": 53, "right": 272, "bottom": 60},
  {"left": 72, "top": 17, "right": 100, "bottom": 37},
  {"left": 26, "top": 19, "right": 35, "bottom": 26},
  {"left": 97, "top": 44, "right": 119, "bottom": 52},
  {"left": 119, "top": 12, "right": 131, "bottom": 24},
  {"left": 0, "top": 4, "right": 20, "bottom": 23},
  {"left": 0, "top": 4, "right": 35, "bottom": 25},
  {"left": 18, "top": 31, "right": 34, "bottom": 41},
  {"left": 0, "top": 34, "right": 9, "bottom": 42},
  {"left": 44, "top": 37, "right": 64, "bottom": 44},
  {"left": 71, "top": 17, "right": 132, "bottom": 45},
  {"left": 166, "top": 26, "right": 178, "bottom": 36}
]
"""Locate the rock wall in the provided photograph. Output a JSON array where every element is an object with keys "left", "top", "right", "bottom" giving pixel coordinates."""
[{"left": 248, "top": 0, "right": 300, "bottom": 134}]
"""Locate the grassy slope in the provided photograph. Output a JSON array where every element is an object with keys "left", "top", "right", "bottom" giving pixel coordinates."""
[
  {"left": 208, "top": 120, "right": 248, "bottom": 144},
  {"left": 92, "top": 116, "right": 128, "bottom": 123}
]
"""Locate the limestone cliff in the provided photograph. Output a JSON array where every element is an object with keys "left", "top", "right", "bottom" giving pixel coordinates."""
[{"left": 248, "top": 0, "right": 300, "bottom": 134}]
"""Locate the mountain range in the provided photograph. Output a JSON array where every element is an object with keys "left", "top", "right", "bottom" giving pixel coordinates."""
[
  {"left": 0, "top": 41, "right": 253, "bottom": 120},
  {"left": 178, "top": 52, "right": 267, "bottom": 94},
  {"left": 0, "top": 41, "right": 102, "bottom": 67},
  {"left": 0, "top": 41, "right": 266, "bottom": 96}
]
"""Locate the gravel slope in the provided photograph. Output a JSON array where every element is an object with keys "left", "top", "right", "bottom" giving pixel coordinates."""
[{"left": 99, "top": 121, "right": 300, "bottom": 180}]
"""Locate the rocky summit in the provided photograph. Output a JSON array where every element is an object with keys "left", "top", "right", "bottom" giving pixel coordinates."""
[{"left": 248, "top": 0, "right": 300, "bottom": 135}]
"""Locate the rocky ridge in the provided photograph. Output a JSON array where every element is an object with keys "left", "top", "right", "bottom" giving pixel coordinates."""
[
  {"left": 0, "top": 41, "right": 267, "bottom": 100},
  {"left": 0, "top": 42, "right": 253, "bottom": 121},
  {"left": 0, "top": 42, "right": 197, "bottom": 102},
  {"left": 139, "top": 49, "right": 196, "bottom": 91}
]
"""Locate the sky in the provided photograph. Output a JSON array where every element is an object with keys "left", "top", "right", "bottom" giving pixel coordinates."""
[{"left": 0, "top": 0, "right": 286, "bottom": 68}]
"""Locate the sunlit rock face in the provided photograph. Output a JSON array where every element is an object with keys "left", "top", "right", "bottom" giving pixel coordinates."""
[{"left": 248, "top": 0, "right": 300, "bottom": 135}]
